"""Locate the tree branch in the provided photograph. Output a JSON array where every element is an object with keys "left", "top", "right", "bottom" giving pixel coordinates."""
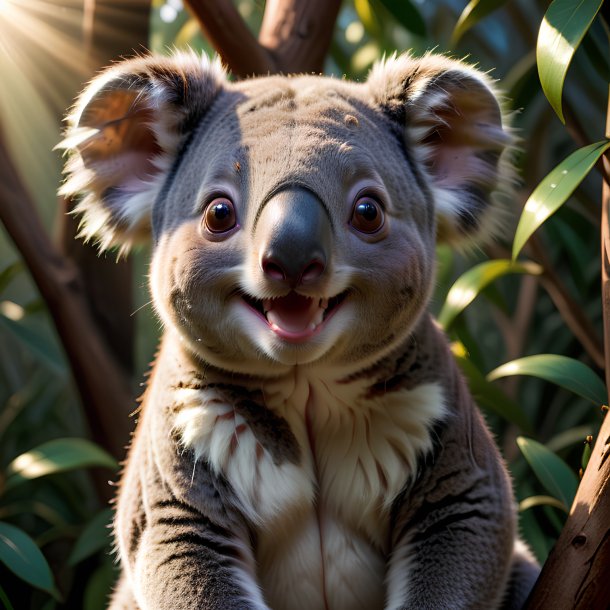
[
  {"left": 0, "top": 127, "right": 132, "bottom": 465},
  {"left": 185, "top": 0, "right": 342, "bottom": 77},
  {"left": 185, "top": 0, "right": 275, "bottom": 77},
  {"left": 258, "top": 0, "right": 342, "bottom": 74},
  {"left": 525, "top": 66, "right": 610, "bottom": 610},
  {"left": 530, "top": 236, "right": 606, "bottom": 370}
]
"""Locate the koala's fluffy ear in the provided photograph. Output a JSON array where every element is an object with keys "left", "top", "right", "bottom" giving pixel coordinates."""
[
  {"left": 59, "top": 52, "right": 225, "bottom": 253},
  {"left": 367, "top": 53, "right": 513, "bottom": 245}
]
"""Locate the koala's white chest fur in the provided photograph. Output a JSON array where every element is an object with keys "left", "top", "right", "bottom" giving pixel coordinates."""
[{"left": 174, "top": 370, "right": 445, "bottom": 609}]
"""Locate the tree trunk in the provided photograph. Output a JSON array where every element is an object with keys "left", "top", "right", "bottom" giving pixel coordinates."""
[{"left": 524, "top": 66, "right": 610, "bottom": 610}]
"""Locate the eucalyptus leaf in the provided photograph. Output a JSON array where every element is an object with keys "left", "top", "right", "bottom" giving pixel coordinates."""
[
  {"left": 488, "top": 354, "right": 607, "bottom": 407},
  {"left": 84, "top": 560, "right": 117, "bottom": 610},
  {"left": 5, "top": 438, "right": 118, "bottom": 491},
  {"left": 377, "top": 0, "right": 426, "bottom": 37},
  {"left": 516, "top": 437, "right": 578, "bottom": 508},
  {"left": 519, "top": 495, "right": 569, "bottom": 513},
  {"left": 581, "top": 436, "right": 593, "bottom": 471},
  {"left": 438, "top": 260, "right": 542, "bottom": 330},
  {"left": 354, "top": 0, "right": 379, "bottom": 35},
  {"left": 454, "top": 353, "right": 532, "bottom": 433},
  {"left": 546, "top": 425, "right": 595, "bottom": 453},
  {"left": 0, "top": 521, "right": 55, "bottom": 594},
  {"left": 0, "top": 314, "right": 66, "bottom": 376},
  {"left": 537, "top": 0, "right": 604, "bottom": 122},
  {"left": 452, "top": 0, "right": 508, "bottom": 45},
  {"left": 0, "top": 261, "right": 23, "bottom": 294},
  {"left": 0, "top": 584, "right": 15, "bottom": 610},
  {"left": 68, "top": 508, "right": 113, "bottom": 566},
  {"left": 512, "top": 140, "right": 610, "bottom": 260}
]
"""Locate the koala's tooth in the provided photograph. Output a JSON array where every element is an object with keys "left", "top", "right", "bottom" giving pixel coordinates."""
[
  {"left": 320, "top": 298, "right": 329, "bottom": 309},
  {"left": 263, "top": 299, "right": 273, "bottom": 313},
  {"left": 312, "top": 308, "right": 324, "bottom": 327}
]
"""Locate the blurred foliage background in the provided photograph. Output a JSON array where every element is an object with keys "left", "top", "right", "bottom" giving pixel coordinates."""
[{"left": 0, "top": 0, "right": 609, "bottom": 607}]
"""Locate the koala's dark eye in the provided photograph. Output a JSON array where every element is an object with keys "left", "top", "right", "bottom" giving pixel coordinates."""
[
  {"left": 204, "top": 197, "right": 237, "bottom": 234},
  {"left": 350, "top": 196, "right": 385, "bottom": 234}
]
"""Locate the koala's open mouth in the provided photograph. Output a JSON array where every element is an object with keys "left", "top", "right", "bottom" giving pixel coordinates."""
[{"left": 242, "top": 291, "right": 347, "bottom": 341}]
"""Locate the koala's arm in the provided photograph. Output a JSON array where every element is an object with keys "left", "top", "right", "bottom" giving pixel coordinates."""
[
  {"left": 111, "top": 405, "right": 269, "bottom": 610},
  {"left": 386, "top": 385, "right": 516, "bottom": 610}
]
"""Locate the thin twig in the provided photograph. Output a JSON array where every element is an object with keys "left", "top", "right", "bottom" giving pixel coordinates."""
[{"left": 528, "top": 236, "right": 605, "bottom": 369}]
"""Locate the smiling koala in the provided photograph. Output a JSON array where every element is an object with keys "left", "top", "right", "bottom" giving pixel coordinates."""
[{"left": 61, "top": 51, "right": 539, "bottom": 610}]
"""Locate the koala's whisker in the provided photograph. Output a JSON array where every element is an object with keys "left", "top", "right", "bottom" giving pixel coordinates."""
[{"left": 130, "top": 299, "right": 153, "bottom": 316}]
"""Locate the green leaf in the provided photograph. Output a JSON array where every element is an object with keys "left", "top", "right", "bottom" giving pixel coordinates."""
[
  {"left": 512, "top": 140, "right": 610, "bottom": 260},
  {"left": 581, "top": 435, "right": 593, "bottom": 471},
  {"left": 0, "top": 584, "right": 15, "bottom": 610},
  {"left": 0, "top": 261, "right": 23, "bottom": 294},
  {"left": 438, "top": 260, "right": 542, "bottom": 329},
  {"left": 84, "top": 560, "right": 117, "bottom": 610},
  {"left": 537, "top": 0, "right": 604, "bottom": 122},
  {"left": 454, "top": 351, "right": 533, "bottom": 433},
  {"left": 516, "top": 437, "right": 578, "bottom": 508},
  {"left": 452, "top": 0, "right": 508, "bottom": 45},
  {"left": 355, "top": 0, "right": 379, "bottom": 35},
  {"left": 0, "top": 314, "right": 66, "bottom": 376},
  {"left": 488, "top": 354, "right": 607, "bottom": 407},
  {"left": 519, "top": 494, "right": 570, "bottom": 513},
  {"left": 68, "top": 509, "right": 113, "bottom": 566},
  {"left": 377, "top": 0, "right": 426, "bottom": 37},
  {"left": 5, "top": 438, "right": 118, "bottom": 491},
  {"left": 0, "top": 521, "right": 55, "bottom": 594},
  {"left": 546, "top": 425, "right": 595, "bottom": 453}
]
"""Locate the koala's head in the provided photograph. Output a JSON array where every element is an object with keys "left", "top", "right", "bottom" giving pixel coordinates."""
[{"left": 61, "top": 52, "right": 511, "bottom": 375}]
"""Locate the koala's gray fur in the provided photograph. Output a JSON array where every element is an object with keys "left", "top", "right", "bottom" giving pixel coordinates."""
[{"left": 61, "top": 51, "right": 539, "bottom": 610}]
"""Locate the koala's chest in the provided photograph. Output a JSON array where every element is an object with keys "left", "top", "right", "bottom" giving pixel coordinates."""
[{"left": 173, "top": 375, "right": 445, "bottom": 609}]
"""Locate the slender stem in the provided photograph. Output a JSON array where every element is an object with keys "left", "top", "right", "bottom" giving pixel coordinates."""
[
  {"left": 602, "top": 51, "right": 610, "bottom": 401},
  {"left": 529, "top": 236, "right": 606, "bottom": 369}
]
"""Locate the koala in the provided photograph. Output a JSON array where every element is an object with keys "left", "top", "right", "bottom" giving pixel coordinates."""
[{"left": 61, "top": 51, "right": 540, "bottom": 609}]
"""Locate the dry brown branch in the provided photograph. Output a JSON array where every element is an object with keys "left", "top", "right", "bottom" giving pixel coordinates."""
[
  {"left": 0, "top": 127, "right": 132, "bottom": 465},
  {"left": 524, "top": 410, "right": 610, "bottom": 608},
  {"left": 185, "top": 0, "right": 341, "bottom": 77},
  {"left": 184, "top": 0, "right": 273, "bottom": 76},
  {"left": 528, "top": 236, "right": 606, "bottom": 369},
  {"left": 257, "top": 0, "right": 342, "bottom": 74},
  {"left": 525, "top": 44, "right": 610, "bottom": 608}
]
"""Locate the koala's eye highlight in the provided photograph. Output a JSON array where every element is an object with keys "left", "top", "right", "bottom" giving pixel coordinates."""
[
  {"left": 204, "top": 197, "right": 237, "bottom": 234},
  {"left": 350, "top": 196, "right": 385, "bottom": 234}
]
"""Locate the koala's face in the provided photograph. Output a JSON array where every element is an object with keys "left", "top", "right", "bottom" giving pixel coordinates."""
[
  {"left": 62, "top": 53, "right": 510, "bottom": 375},
  {"left": 149, "top": 78, "right": 436, "bottom": 373}
]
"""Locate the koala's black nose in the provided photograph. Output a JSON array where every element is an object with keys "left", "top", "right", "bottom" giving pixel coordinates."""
[{"left": 257, "top": 187, "right": 332, "bottom": 288}]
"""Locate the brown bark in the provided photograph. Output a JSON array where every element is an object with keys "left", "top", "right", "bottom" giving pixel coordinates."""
[
  {"left": 524, "top": 79, "right": 610, "bottom": 610},
  {"left": 184, "top": 0, "right": 273, "bottom": 77},
  {"left": 524, "top": 414, "right": 610, "bottom": 608},
  {"left": 185, "top": 0, "right": 342, "bottom": 77}
]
